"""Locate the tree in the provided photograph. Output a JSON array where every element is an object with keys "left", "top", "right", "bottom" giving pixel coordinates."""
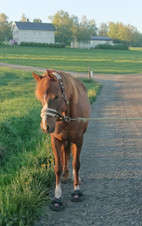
[
  {"left": 0, "top": 13, "right": 12, "bottom": 41},
  {"left": 70, "top": 15, "right": 80, "bottom": 41},
  {"left": 49, "top": 10, "right": 73, "bottom": 45},
  {"left": 49, "top": 11, "right": 97, "bottom": 45},
  {"left": 33, "top": 18, "right": 42, "bottom": 23},
  {"left": 108, "top": 22, "right": 135, "bottom": 45},
  {"left": 49, "top": 10, "right": 142, "bottom": 47},
  {"left": 87, "top": 19, "right": 98, "bottom": 36},
  {"left": 107, "top": 22, "right": 119, "bottom": 39},
  {"left": 0, "top": 13, "right": 8, "bottom": 22},
  {"left": 75, "top": 16, "right": 91, "bottom": 43},
  {"left": 75, "top": 16, "right": 97, "bottom": 43},
  {"left": 20, "top": 13, "right": 29, "bottom": 22},
  {"left": 131, "top": 31, "right": 142, "bottom": 47},
  {"left": 98, "top": 23, "right": 108, "bottom": 36}
]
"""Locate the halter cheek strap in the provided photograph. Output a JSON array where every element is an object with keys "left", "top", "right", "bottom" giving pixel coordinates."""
[
  {"left": 40, "top": 72, "right": 68, "bottom": 122},
  {"left": 52, "top": 72, "right": 69, "bottom": 107}
]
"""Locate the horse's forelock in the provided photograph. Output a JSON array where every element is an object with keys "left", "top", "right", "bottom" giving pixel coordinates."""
[
  {"left": 35, "top": 75, "right": 60, "bottom": 101},
  {"left": 35, "top": 77, "right": 50, "bottom": 101}
]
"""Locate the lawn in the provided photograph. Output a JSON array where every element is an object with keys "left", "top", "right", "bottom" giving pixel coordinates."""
[
  {"left": 0, "top": 46, "right": 142, "bottom": 74},
  {"left": 0, "top": 66, "right": 101, "bottom": 225}
]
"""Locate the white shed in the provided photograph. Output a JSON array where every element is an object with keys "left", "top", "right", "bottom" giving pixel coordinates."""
[
  {"left": 71, "top": 36, "right": 113, "bottom": 49},
  {"left": 12, "top": 21, "right": 56, "bottom": 45}
]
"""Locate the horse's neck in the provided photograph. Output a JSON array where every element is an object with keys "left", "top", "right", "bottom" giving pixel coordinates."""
[
  {"left": 59, "top": 72, "right": 80, "bottom": 117},
  {"left": 65, "top": 77, "right": 79, "bottom": 117}
]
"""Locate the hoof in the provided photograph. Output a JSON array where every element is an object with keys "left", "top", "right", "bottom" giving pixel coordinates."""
[
  {"left": 71, "top": 190, "right": 84, "bottom": 202},
  {"left": 50, "top": 197, "right": 65, "bottom": 211}
]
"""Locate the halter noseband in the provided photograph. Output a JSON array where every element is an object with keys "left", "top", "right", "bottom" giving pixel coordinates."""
[
  {"left": 41, "top": 108, "right": 60, "bottom": 118},
  {"left": 40, "top": 72, "right": 68, "bottom": 122}
]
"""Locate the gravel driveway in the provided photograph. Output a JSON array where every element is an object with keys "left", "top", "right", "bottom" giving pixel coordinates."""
[{"left": 34, "top": 73, "right": 142, "bottom": 226}]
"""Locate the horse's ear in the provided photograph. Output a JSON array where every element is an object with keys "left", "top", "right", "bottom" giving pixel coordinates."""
[
  {"left": 32, "top": 72, "right": 43, "bottom": 82},
  {"left": 46, "top": 70, "right": 56, "bottom": 81}
]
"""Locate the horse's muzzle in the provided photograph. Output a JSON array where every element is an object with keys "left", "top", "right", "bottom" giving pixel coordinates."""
[
  {"left": 40, "top": 121, "right": 55, "bottom": 134},
  {"left": 40, "top": 107, "right": 60, "bottom": 134}
]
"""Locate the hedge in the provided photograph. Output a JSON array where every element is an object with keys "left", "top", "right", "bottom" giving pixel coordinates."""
[
  {"left": 20, "top": 42, "right": 65, "bottom": 48},
  {"left": 95, "top": 43, "right": 128, "bottom": 50}
]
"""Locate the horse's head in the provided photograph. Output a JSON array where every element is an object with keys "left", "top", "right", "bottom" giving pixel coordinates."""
[{"left": 33, "top": 70, "right": 68, "bottom": 134}]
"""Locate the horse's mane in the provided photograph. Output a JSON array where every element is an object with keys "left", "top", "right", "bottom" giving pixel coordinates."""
[{"left": 57, "top": 71, "right": 87, "bottom": 104}]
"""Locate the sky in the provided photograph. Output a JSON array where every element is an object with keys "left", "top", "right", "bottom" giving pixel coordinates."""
[{"left": 1, "top": 0, "right": 142, "bottom": 32}]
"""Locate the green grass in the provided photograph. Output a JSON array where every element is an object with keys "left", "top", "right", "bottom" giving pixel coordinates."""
[
  {"left": 0, "top": 67, "right": 55, "bottom": 225},
  {"left": 0, "top": 46, "right": 142, "bottom": 74},
  {"left": 81, "top": 78, "right": 102, "bottom": 104},
  {"left": 0, "top": 67, "right": 101, "bottom": 225}
]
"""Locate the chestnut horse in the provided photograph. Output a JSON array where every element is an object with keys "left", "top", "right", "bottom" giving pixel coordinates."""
[{"left": 33, "top": 70, "right": 91, "bottom": 210}]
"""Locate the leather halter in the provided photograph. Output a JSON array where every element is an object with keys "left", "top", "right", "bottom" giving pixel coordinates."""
[
  {"left": 52, "top": 72, "right": 69, "bottom": 107},
  {"left": 40, "top": 72, "right": 69, "bottom": 122}
]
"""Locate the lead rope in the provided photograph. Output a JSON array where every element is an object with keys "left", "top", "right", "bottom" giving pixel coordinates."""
[
  {"left": 41, "top": 107, "right": 142, "bottom": 123},
  {"left": 40, "top": 72, "right": 142, "bottom": 123},
  {"left": 66, "top": 117, "right": 142, "bottom": 122}
]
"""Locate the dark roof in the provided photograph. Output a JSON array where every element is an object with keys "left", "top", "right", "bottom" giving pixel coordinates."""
[
  {"left": 14, "top": 22, "right": 55, "bottom": 31},
  {"left": 91, "top": 36, "right": 113, "bottom": 41}
]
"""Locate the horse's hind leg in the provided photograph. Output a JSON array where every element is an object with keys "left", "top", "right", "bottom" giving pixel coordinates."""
[
  {"left": 71, "top": 136, "right": 83, "bottom": 202},
  {"left": 61, "top": 141, "right": 71, "bottom": 183}
]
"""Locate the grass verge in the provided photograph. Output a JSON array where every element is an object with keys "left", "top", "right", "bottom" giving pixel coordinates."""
[{"left": 0, "top": 67, "right": 101, "bottom": 225}]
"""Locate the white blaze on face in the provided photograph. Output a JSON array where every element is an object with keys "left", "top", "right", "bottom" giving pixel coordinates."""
[
  {"left": 55, "top": 183, "right": 62, "bottom": 198},
  {"left": 42, "top": 94, "right": 48, "bottom": 131}
]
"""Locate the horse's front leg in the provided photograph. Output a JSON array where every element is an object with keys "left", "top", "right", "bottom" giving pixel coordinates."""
[
  {"left": 71, "top": 136, "right": 83, "bottom": 202},
  {"left": 50, "top": 135, "right": 64, "bottom": 210},
  {"left": 61, "top": 141, "right": 71, "bottom": 183}
]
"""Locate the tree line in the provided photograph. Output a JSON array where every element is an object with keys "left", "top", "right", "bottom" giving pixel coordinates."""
[{"left": 0, "top": 10, "right": 142, "bottom": 47}]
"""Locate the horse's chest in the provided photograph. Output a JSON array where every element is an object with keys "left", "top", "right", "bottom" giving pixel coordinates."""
[{"left": 54, "top": 122, "right": 82, "bottom": 142}]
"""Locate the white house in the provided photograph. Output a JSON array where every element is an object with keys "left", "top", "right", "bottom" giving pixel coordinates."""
[
  {"left": 12, "top": 21, "right": 56, "bottom": 45},
  {"left": 71, "top": 36, "right": 113, "bottom": 49}
]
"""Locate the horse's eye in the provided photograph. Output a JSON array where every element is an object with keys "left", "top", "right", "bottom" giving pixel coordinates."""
[{"left": 54, "top": 95, "right": 58, "bottom": 100}]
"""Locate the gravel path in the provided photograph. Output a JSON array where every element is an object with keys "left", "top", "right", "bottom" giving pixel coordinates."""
[
  {"left": 0, "top": 62, "right": 87, "bottom": 78},
  {"left": 34, "top": 73, "right": 142, "bottom": 226},
  {"left": 1, "top": 63, "right": 142, "bottom": 225}
]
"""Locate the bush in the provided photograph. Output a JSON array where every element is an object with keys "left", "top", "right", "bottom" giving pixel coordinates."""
[
  {"left": 20, "top": 42, "right": 65, "bottom": 48},
  {"left": 95, "top": 43, "right": 128, "bottom": 50}
]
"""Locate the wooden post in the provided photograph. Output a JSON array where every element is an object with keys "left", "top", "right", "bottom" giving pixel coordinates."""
[{"left": 88, "top": 66, "right": 91, "bottom": 80}]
